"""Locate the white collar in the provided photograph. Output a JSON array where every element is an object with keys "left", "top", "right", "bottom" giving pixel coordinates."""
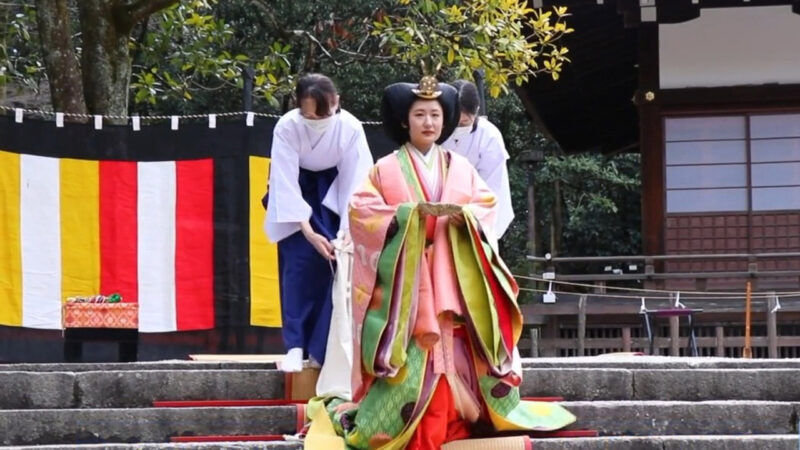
[{"left": 409, "top": 144, "right": 438, "bottom": 166}]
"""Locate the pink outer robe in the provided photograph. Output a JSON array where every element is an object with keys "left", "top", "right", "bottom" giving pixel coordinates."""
[{"left": 348, "top": 146, "right": 505, "bottom": 401}]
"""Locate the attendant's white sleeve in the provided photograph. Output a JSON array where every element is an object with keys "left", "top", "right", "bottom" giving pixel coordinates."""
[
  {"left": 475, "top": 132, "right": 514, "bottom": 238},
  {"left": 336, "top": 124, "right": 374, "bottom": 232},
  {"left": 268, "top": 128, "right": 312, "bottom": 225}
]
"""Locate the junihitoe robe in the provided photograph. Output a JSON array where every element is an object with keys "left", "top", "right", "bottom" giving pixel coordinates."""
[{"left": 305, "top": 145, "right": 574, "bottom": 449}]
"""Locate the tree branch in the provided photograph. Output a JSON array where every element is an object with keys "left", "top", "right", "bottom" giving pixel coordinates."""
[
  {"left": 127, "top": 0, "right": 179, "bottom": 23},
  {"left": 250, "top": 0, "right": 293, "bottom": 40},
  {"left": 114, "top": 0, "right": 178, "bottom": 34},
  {"left": 129, "top": 16, "right": 150, "bottom": 69}
]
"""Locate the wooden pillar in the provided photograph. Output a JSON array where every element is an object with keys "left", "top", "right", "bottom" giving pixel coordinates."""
[
  {"left": 767, "top": 293, "right": 778, "bottom": 359},
  {"left": 637, "top": 23, "right": 665, "bottom": 257},
  {"left": 622, "top": 326, "right": 632, "bottom": 353},
  {"left": 715, "top": 325, "right": 725, "bottom": 357},
  {"left": 577, "top": 295, "right": 587, "bottom": 356},
  {"left": 529, "top": 328, "right": 540, "bottom": 358},
  {"left": 542, "top": 316, "right": 559, "bottom": 357},
  {"left": 669, "top": 316, "right": 680, "bottom": 356},
  {"left": 593, "top": 281, "right": 607, "bottom": 294},
  {"left": 743, "top": 281, "right": 753, "bottom": 359}
]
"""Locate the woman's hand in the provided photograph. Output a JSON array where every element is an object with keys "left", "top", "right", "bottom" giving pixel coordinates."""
[
  {"left": 341, "top": 230, "right": 352, "bottom": 247},
  {"left": 301, "top": 221, "right": 335, "bottom": 260},
  {"left": 448, "top": 212, "right": 465, "bottom": 227}
]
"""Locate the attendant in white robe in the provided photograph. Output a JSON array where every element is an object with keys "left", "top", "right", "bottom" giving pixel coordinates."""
[
  {"left": 263, "top": 73, "right": 373, "bottom": 372},
  {"left": 442, "top": 80, "right": 514, "bottom": 238}
]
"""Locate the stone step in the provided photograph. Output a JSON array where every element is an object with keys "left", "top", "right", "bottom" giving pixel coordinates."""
[
  {"left": 0, "top": 406, "right": 298, "bottom": 446},
  {"left": 530, "top": 435, "right": 800, "bottom": 450},
  {"left": 562, "top": 400, "right": 798, "bottom": 436},
  {"left": 0, "top": 402, "right": 797, "bottom": 445},
  {"left": 5, "top": 356, "right": 800, "bottom": 372},
  {"left": 3, "top": 444, "right": 302, "bottom": 449},
  {"left": 3, "top": 366, "right": 800, "bottom": 409},
  {"left": 0, "top": 370, "right": 285, "bottom": 409},
  {"left": 0, "top": 362, "right": 278, "bottom": 372},
  {"left": 2, "top": 436, "right": 799, "bottom": 450},
  {"left": 525, "top": 356, "right": 800, "bottom": 369},
  {"left": 522, "top": 368, "right": 800, "bottom": 401}
]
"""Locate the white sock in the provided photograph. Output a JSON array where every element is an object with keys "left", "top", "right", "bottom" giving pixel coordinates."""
[
  {"left": 281, "top": 347, "right": 303, "bottom": 373},
  {"left": 309, "top": 355, "right": 322, "bottom": 369}
]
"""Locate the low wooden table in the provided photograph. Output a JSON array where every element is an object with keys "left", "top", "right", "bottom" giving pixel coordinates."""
[
  {"left": 641, "top": 308, "right": 703, "bottom": 356},
  {"left": 63, "top": 327, "right": 139, "bottom": 362},
  {"left": 62, "top": 302, "right": 139, "bottom": 362}
]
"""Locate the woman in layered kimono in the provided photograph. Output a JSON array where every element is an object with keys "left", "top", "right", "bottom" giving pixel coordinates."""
[
  {"left": 264, "top": 73, "right": 373, "bottom": 373},
  {"left": 305, "top": 76, "right": 574, "bottom": 449},
  {"left": 441, "top": 80, "right": 514, "bottom": 239}
]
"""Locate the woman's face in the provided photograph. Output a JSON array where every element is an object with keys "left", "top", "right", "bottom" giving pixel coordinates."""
[
  {"left": 299, "top": 94, "right": 339, "bottom": 119},
  {"left": 458, "top": 112, "right": 476, "bottom": 127},
  {"left": 407, "top": 99, "right": 443, "bottom": 150}
]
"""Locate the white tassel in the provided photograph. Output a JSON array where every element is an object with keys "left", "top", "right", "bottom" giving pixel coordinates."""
[
  {"left": 771, "top": 297, "right": 782, "bottom": 314},
  {"left": 542, "top": 281, "right": 556, "bottom": 303},
  {"left": 674, "top": 291, "right": 686, "bottom": 309}
]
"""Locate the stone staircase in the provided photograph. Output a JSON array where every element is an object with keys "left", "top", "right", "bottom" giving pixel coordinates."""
[{"left": 0, "top": 356, "right": 798, "bottom": 449}]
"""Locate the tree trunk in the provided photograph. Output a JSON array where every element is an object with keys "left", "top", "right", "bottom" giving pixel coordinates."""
[
  {"left": 76, "top": 0, "right": 178, "bottom": 119},
  {"left": 76, "top": 0, "right": 131, "bottom": 119},
  {"left": 35, "top": 0, "right": 87, "bottom": 114}
]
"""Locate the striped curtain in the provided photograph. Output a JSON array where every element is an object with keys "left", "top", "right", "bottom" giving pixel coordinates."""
[
  {"left": 0, "top": 151, "right": 280, "bottom": 332},
  {"left": 0, "top": 116, "right": 285, "bottom": 332}
]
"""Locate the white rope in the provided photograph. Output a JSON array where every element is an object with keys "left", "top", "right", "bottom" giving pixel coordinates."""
[
  {"left": 514, "top": 273, "right": 800, "bottom": 298},
  {"left": 516, "top": 286, "right": 794, "bottom": 302},
  {"left": 0, "top": 105, "right": 384, "bottom": 126}
]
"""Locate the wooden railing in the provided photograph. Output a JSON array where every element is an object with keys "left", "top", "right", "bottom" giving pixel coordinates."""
[
  {"left": 519, "top": 252, "right": 800, "bottom": 358},
  {"left": 522, "top": 324, "right": 800, "bottom": 359}
]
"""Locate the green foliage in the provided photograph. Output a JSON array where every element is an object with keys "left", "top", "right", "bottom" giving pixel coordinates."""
[
  {"left": 0, "top": 4, "right": 45, "bottom": 95},
  {"left": 2, "top": 0, "right": 574, "bottom": 115},
  {"left": 130, "top": 0, "right": 294, "bottom": 109},
  {"left": 373, "top": 1, "right": 573, "bottom": 97},
  {"left": 536, "top": 152, "right": 642, "bottom": 259}
]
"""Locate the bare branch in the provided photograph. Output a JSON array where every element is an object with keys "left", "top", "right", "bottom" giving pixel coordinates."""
[
  {"left": 335, "top": 48, "right": 394, "bottom": 64},
  {"left": 293, "top": 30, "right": 342, "bottom": 67}
]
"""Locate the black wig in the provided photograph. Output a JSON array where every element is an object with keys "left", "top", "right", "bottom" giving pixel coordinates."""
[{"left": 380, "top": 82, "right": 459, "bottom": 146}]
